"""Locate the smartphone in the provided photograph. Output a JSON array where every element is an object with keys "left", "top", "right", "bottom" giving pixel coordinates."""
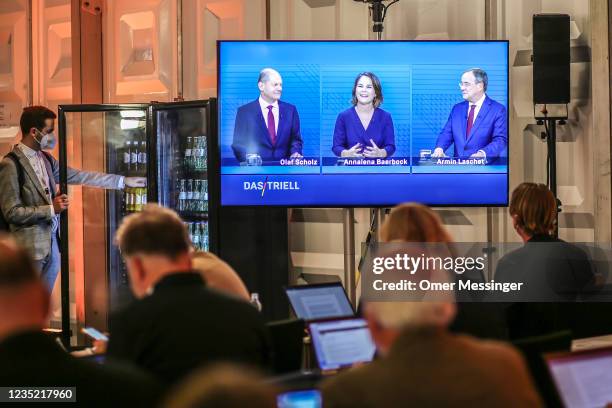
[{"left": 82, "top": 327, "right": 108, "bottom": 342}]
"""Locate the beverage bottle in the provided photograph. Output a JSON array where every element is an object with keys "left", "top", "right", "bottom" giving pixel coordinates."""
[
  {"left": 187, "top": 222, "right": 194, "bottom": 246},
  {"left": 131, "top": 139, "right": 139, "bottom": 173},
  {"left": 186, "top": 179, "right": 194, "bottom": 212},
  {"left": 194, "top": 137, "right": 202, "bottom": 170},
  {"left": 196, "top": 180, "right": 203, "bottom": 212},
  {"left": 124, "top": 189, "right": 129, "bottom": 212},
  {"left": 134, "top": 187, "right": 142, "bottom": 212},
  {"left": 192, "top": 137, "right": 198, "bottom": 171},
  {"left": 201, "top": 180, "right": 208, "bottom": 212},
  {"left": 200, "top": 136, "right": 208, "bottom": 170},
  {"left": 185, "top": 136, "right": 193, "bottom": 170},
  {"left": 141, "top": 187, "right": 147, "bottom": 206},
  {"left": 131, "top": 188, "right": 137, "bottom": 212},
  {"left": 121, "top": 140, "right": 132, "bottom": 173},
  {"left": 192, "top": 222, "right": 201, "bottom": 250},
  {"left": 123, "top": 141, "right": 131, "bottom": 173},
  {"left": 193, "top": 180, "right": 201, "bottom": 213},
  {"left": 250, "top": 293, "right": 262, "bottom": 312},
  {"left": 178, "top": 179, "right": 186, "bottom": 212},
  {"left": 198, "top": 222, "right": 204, "bottom": 251},
  {"left": 201, "top": 222, "right": 209, "bottom": 251},
  {"left": 138, "top": 141, "right": 147, "bottom": 175},
  {"left": 125, "top": 188, "right": 133, "bottom": 212},
  {"left": 200, "top": 222, "right": 206, "bottom": 251}
]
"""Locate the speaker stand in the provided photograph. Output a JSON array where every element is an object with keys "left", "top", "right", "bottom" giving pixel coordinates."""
[{"left": 538, "top": 115, "right": 566, "bottom": 238}]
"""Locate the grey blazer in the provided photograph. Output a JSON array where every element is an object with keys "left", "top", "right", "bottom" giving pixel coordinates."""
[{"left": 0, "top": 146, "right": 123, "bottom": 260}]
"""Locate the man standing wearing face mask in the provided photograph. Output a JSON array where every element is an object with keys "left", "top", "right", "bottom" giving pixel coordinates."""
[{"left": 0, "top": 106, "right": 146, "bottom": 290}]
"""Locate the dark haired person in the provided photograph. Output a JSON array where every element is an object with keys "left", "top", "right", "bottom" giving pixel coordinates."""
[
  {"left": 106, "top": 205, "right": 271, "bottom": 384},
  {"left": 231, "top": 68, "right": 303, "bottom": 162},
  {"left": 432, "top": 68, "right": 507, "bottom": 159},
  {"left": 0, "top": 234, "right": 161, "bottom": 406},
  {"left": 0, "top": 106, "right": 146, "bottom": 290},
  {"left": 495, "top": 182, "right": 595, "bottom": 338},
  {"left": 332, "top": 72, "right": 396, "bottom": 158}
]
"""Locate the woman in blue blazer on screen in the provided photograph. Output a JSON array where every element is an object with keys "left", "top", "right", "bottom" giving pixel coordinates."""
[{"left": 332, "top": 72, "right": 396, "bottom": 158}]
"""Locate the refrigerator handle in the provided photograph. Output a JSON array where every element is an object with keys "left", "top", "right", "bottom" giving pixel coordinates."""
[
  {"left": 58, "top": 106, "right": 70, "bottom": 347},
  {"left": 146, "top": 104, "right": 157, "bottom": 204}
]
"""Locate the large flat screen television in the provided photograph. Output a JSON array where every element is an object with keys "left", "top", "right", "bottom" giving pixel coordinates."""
[{"left": 218, "top": 40, "right": 509, "bottom": 207}]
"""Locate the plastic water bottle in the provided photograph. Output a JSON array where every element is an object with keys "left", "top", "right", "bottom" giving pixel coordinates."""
[{"left": 250, "top": 293, "right": 262, "bottom": 312}]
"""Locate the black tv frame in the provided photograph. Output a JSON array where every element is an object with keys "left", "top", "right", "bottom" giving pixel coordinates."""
[{"left": 216, "top": 40, "right": 510, "bottom": 209}]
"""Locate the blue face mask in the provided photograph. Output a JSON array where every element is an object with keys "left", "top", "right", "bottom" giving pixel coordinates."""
[{"left": 34, "top": 129, "right": 57, "bottom": 150}]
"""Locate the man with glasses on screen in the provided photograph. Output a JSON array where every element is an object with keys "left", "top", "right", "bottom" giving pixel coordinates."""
[
  {"left": 432, "top": 68, "right": 507, "bottom": 160},
  {"left": 231, "top": 68, "right": 303, "bottom": 163}
]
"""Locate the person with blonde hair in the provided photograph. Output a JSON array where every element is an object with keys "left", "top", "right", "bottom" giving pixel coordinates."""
[
  {"left": 322, "top": 203, "right": 541, "bottom": 407},
  {"left": 192, "top": 251, "right": 250, "bottom": 301}
]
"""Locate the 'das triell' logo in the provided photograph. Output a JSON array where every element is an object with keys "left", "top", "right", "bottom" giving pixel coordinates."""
[{"left": 243, "top": 177, "right": 300, "bottom": 197}]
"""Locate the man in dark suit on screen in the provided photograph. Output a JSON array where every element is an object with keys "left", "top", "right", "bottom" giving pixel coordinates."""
[
  {"left": 231, "top": 68, "right": 303, "bottom": 162},
  {"left": 106, "top": 205, "right": 271, "bottom": 385},
  {"left": 432, "top": 68, "right": 507, "bottom": 160}
]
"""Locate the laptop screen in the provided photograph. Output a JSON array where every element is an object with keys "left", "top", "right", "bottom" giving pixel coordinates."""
[
  {"left": 309, "top": 318, "right": 376, "bottom": 371},
  {"left": 546, "top": 347, "right": 612, "bottom": 408},
  {"left": 285, "top": 283, "right": 354, "bottom": 321},
  {"left": 277, "top": 389, "right": 322, "bottom": 408}
]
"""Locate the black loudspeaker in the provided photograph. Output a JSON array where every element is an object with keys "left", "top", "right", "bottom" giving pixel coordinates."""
[{"left": 533, "top": 14, "right": 570, "bottom": 104}]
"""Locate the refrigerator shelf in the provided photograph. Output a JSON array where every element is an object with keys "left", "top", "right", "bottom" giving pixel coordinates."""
[{"left": 179, "top": 211, "right": 209, "bottom": 221}]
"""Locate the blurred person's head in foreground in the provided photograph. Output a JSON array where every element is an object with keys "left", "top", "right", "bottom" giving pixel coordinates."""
[
  {"left": 0, "top": 234, "right": 49, "bottom": 340},
  {"left": 163, "top": 364, "right": 276, "bottom": 408},
  {"left": 191, "top": 252, "right": 250, "bottom": 301},
  {"left": 115, "top": 204, "right": 192, "bottom": 298},
  {"left": 509, "top": 182, "right": 556, "bottom": 241}
]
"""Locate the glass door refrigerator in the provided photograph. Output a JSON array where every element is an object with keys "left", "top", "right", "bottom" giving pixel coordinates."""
[
  {"left": 150, "top": 99, "right": 218, "bottom": 256},
  {"left": 58, "top": 99, "right": 217, "bottom": 345}
]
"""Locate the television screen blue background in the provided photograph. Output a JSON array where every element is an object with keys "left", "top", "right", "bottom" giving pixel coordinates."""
[{"left": 218, "top": 41, "right": 508, "bottom": 207}]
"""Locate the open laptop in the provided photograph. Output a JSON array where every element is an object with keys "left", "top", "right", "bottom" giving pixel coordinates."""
[
  {"left": 545, "top": 346, "right": 612, "bottom": 408},
  {"left": 285, "top": 283, "right": 354, "bottom": 322},
  {"left": 308, "top": 317, "right": 376, "bottom": 374}
]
